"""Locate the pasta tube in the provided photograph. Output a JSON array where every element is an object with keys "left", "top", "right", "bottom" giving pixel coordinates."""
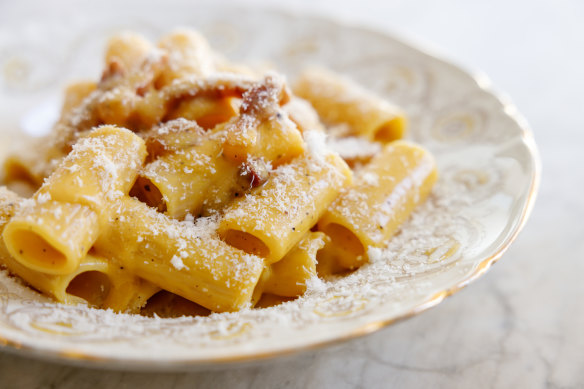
[
  {"left": 2, "top": 138, "right": 62, "bottom": 188},
  {"left": 223, "top": 113, "right": 305, "bottom": 167},
  {"left": 2, "top": 200, "right": 99, "bottom": 275},
  {"left": 135, "top": 76, "right": 303, "bottom": 218},
  {"left": 94, "top": 198, "right": 264, "bottom": 312},
  {"left": 3, "top": 154, "right": 43, "bottom": 188},
  {"left": 60, "top": 81, "right": 97, "bottom": 118},
  {"left": 315, "top": 238, "right": 346, "bottom": 277},
  {"left": 104, "top": 32, "right": 153, "bottom": 72},
  {"left": 41, "top": 125, "right": 146, "bottom": 224},
  {"left": 261, "top": 231, "right": 326, "bottom": 297},
  {"left": 134, "top": 132, "right": 242, "bottom": 218},
  {"left": 0, "top": 188, "right": 156, "bottom": 311},
  {"left": 166, "top": 95, "right": 240, "bottom": 130},
  {"left": 156, "top": 29, "right": 215, "bottom": 85},
  {"left": 221, "top": 74, "right": 303, "bottom": 167},
  {"left": 0, "top": 248, "right": 157, "bottom": 312},
  {"left": 283, "top": 97, "right": 326, "bottom": 133},
  {"left": 317, "top": 141, "right": 437, "bottom": 269},
  {"left": 141, "top": 118, "right": 206, "bottom": 161},
  {"left": 294, "top": 68, "right": 407, "bottom": 142},
  {"left": 3, "top": 126, "right": 146, "bottom": 274},
  {"left": 218, "top": 151, "right": 352, "bottom": 264},
  {"left": 0, "top": 29, "right": 440, "bottom": 315}
]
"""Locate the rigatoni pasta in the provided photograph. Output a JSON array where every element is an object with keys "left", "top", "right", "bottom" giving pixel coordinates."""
[
  {"left": 0, "top": 187, "right": 158, "bottom": 312},
  {"left": 95, "top": 197, "right": 264, "bottom": 312},
  {"left": 294, "top": 67, "right": 407, "bottom": 142},
  {"left": 134, "top": 131, "right": 240, "bottom": 217},
  {"left": 0, "top": 29, "right": 437, "bottom": 317},
  {"left": 156, "top": 29, "right": 215, "bottom": 85},
  {"left": 3, "top": 199, "right": 99, "bottom": 275},
  {"left": 317, "top": 141, "right": 437, "bottom": 270},
  {"left": 218, "top": 151, "right": 352, "bottom": 264},
  {"left": 260, "top": 232, "right": 326, "bottom": 298},
  {"left": 3, "top": 126, "right": 145, "bottom": 274}
]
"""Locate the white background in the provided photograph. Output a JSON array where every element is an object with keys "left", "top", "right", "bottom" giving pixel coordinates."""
[{"left": 0, "top": 0, "right": 583, "bottom": 388}]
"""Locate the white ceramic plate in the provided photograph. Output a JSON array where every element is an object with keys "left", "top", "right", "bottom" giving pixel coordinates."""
[{"left": 0, "top": 4, "right": 539, "bottom": 370}]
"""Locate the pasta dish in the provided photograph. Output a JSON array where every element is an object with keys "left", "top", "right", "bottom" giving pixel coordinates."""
[{"left": 0, "top": 30, "right": 437, "bottom": 316}]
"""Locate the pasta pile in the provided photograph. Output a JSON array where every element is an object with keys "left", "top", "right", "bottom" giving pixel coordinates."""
[{"left": 0, "top": 30, "right": 437, "bottom": 316}]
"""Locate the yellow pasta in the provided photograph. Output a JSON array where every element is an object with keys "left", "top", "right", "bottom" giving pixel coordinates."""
[
  {"left": 218, "top": 152, "right": 352, "bottom": 264},
  {"left": 260, "top": 231, "right": 326, "bottom": 297},
  {"left": 141, "top": 118, "right": 207, "bottom": 161},
  {"left": 222, "top": 114, "right": 306, "bottom": 168},
  {"left": 2, "top": 126, "right": 145, "bottom": 274},
  {"left": 94, "top": 198, "right": 264, "bottom": 312},
  {"left": 60, "top": 81, "right": 97, "bottom": 118},
  {"left": 317, "top": 141, "right": 437, "bottom": 269},
  {"left": 0, "top": 188, "right": 157, "bottom": 312},
  {"left": 294, "top": 68, "right": 407, "bottom": 142},
  {"left": 41, "top": 125, "right": 146, "bottom": 224},
  {"left": 0, "top": 29, "right": 438, "bottom": 316},
  {"left": 133, "top": 73, "right": 259, "bottom": 132},
  {"left": 0, "top": 249, "right": 157, "bottom": 312},
  {"left": 133, "top": 131, "right": 242, "bottom": 218},
  {"left": 2, "top": 153, "right": 45, "bottom": 188},
  {"left": 104, "top": 32, "right": 153, "bottom": 72},
  {"left": 283, "top": 97, "right": 326, "bottom": 133},
  {"left": 166, "top": 95, "right": 240, "bottom": 130},
  {"left": 103, "top": 272, "right": 160, "bottom": 314},
  {"left": 315, "top": 238, "right": 346, "bottom": 277},
  {"left": 135, "top": 76, "right": 304, "bottom": 218},
  {"left": 221, "top": 74, "right": 304, "bottom": 167},
  {"left": 156, "top": 29, "right": 215, "bottom": 85},
  {"left": 3, "top": 200, "right": 99, "bottom": 275},
  {"left": 2, "top": 135, "right": 67, "bottom": 189}
]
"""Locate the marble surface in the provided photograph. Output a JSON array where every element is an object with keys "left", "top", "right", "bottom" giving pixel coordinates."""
[{"left": 1, "top": 0, "right": 583, "bottom": 388}]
